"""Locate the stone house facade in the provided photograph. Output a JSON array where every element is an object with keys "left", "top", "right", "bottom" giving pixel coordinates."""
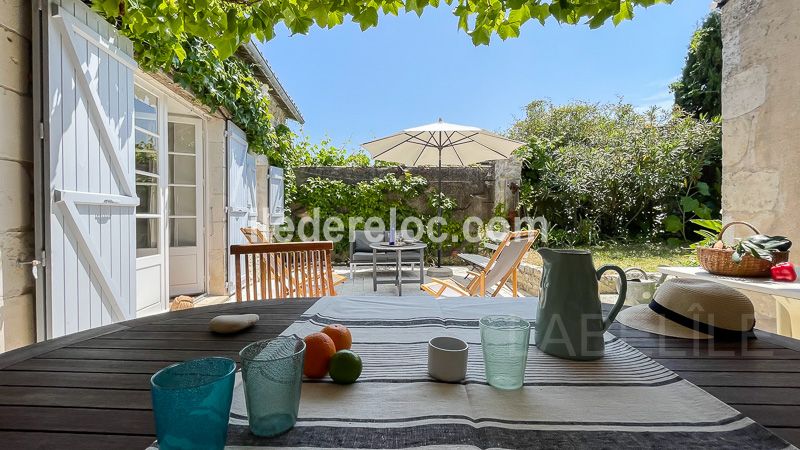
[
  {"left": 719, "top": 0, "right": 799, "bottom": 251},
  {"left": 0, "top": 0, "right": 301, "bottom": 352}
]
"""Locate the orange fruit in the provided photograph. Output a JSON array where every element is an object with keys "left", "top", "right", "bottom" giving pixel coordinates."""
[
  {"left": 303, "top": 332, "right": 336, "bottom": 378},
  {"left": 321, "top": 324, "right": 352, "bottom": 351}
]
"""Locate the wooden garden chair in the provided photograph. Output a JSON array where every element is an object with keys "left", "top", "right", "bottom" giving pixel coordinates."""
[
  {"left": 241, "top": 227, "right": 346, "bottom": 288},
  {"left": 231, "top": 241, "right": 337, "bottom": 301},
  {"left": 422, "top": 230, "right": 539, "bottom": 298}
]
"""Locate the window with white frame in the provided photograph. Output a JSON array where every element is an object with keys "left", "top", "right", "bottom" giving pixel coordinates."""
[{"left": 134, "top": 85, "right": 161, "bottom": 257}]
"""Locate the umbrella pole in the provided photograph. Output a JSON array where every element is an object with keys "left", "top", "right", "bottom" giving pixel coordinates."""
[{"left": 437, "top": 149, "right": 442, "bottom": 268}]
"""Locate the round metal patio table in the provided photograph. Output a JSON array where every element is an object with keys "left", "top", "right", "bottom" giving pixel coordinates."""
[{"left": 370, "top": 242, "right": 427, "bottom": 295}]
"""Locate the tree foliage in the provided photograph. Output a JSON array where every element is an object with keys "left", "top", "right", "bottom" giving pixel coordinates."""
[
  {"left": 671, "top": 11, "right": 722, "bottom": 119},
  {"left": 509, "top": 100, "right": 720, "bottom": 245},
  {"left": 93, "top": 0, "right": 674, "bottom": 71}
]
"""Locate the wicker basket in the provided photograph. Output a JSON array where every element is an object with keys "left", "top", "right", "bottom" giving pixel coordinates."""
[{"left": 697, "top": 221, "right": 789, "bottom": 277}]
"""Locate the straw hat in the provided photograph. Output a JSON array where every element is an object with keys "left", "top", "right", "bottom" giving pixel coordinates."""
[{"left": 617, "top": 278, "right": 755, "bottom": 340}]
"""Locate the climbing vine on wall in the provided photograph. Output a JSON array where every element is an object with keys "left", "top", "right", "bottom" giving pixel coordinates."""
[
  {"left": 292, "top": 173, "right": 466, "bottom": 260},
  {"left": 169, "top": 38, "right": 293, "bottom": 163},
  {"left": 91, "top": 5, "right": 292, "bottom": 164}
]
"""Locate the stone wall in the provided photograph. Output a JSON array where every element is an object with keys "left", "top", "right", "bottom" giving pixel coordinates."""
[
  {"left": 720, "top": 0, "right": 800, "bottom": 260},
  {"left": 0, "top": 0, "right": 35, "bottom": 352},
  {"left": 293, "top": 160, "right": 521, "bottom": 222},
  {"left": 717, "top": 0, "right": 800, "bottom": 337},
  {"left": 205, "top": 117, "right": 228, "bottom": 295}
]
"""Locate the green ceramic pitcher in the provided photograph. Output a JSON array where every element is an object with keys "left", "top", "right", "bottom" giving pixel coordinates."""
[{"left": 534, "top": 248, "right": 627, "bottom": 361}]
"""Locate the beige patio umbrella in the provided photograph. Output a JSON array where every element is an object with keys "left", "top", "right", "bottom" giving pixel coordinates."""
[{"left": 362, "top": 119, "right": 526, "bottom": 272}]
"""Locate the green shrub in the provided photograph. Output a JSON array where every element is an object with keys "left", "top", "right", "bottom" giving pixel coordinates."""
[{"left": 510, "top": 100, "right": 720, "bottom": 245}]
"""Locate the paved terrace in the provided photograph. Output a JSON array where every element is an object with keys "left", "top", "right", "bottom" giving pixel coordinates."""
[{"left": 197, "top": 266, "right": 530, "bottom": 306}]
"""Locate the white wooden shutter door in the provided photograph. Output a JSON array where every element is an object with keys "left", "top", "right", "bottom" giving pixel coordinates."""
[
  {"left": 246, "top": 154, "right": 258, "bottom": 225},
  {"left": 227, "top": 121, "right": 251, "bottom": 292},
  {"left": 42, "top": 0, "right": 138, "bottom": 338},
  {"left": 269, "top": 166, "right": 285, "bottom": 225}
]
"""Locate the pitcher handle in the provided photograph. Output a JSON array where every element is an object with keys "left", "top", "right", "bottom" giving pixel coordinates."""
[{"left": 597, "top": 265, "right": 627, "bottom": 332}]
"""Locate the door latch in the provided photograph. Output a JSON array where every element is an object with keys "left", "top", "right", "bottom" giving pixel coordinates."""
[{"left": 18, "top": 259, "right": 42, "bottom": 280}]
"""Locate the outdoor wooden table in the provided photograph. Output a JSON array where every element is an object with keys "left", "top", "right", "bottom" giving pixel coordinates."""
[{"left": 1, "top": 298, "right": 800, "bottom": 448}]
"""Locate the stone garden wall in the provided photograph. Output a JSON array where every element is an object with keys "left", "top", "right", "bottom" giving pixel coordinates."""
[{"left": 294, "top": 159, "right": 522, "bottom": 222}]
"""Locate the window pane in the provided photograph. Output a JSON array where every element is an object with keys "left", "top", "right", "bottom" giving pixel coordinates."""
[
  {"left": 136, "top": 147, "right": 158, "bottom": 175},
  {"left": 134, "top": 86, "right": 158, "bottom": 115},
  {"left": 135, "top": 129, "right": 158, "bottom": 152},
  {"left": 170, "top": 218, "right": 197, "bottom": 247},
  {"left": 169, "top": 186, "right": 196, "bottom": 216},
  {"left": 136, "top": 182, "right": 159, "bottom": 214},
  {"left": 169, "top": 154, "right": 196, "bottom": 185},
  {"left": 136, "top": 120, "right": 157, "bottom": 134},
  {"left": 169, "top": 123, "right": 196, "bottom": 154},
  {"left": 136, "top": 218, "right": 159, "bottom": 251}
]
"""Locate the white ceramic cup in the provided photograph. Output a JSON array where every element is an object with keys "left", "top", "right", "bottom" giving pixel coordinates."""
[{"left": 428, "top": 336, "right": 469, "bottom": 382}]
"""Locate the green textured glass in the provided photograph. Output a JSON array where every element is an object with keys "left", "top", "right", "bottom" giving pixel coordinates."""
[
  {"left": 480, "top": 315, "right": 531, "bottom": 390},
  {"left": 150, "top": 357, "right": 236, "bottom": 450},
  {"left": 240, "top": 336, "right": 306, "bottom": 437}
]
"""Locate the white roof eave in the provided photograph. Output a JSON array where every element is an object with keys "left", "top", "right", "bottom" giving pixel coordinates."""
[{"left": 241, "top": 42, "right": 304, "bottom": 124}]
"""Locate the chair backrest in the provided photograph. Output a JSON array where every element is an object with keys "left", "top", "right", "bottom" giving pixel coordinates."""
[
  {"left": 230, "top": 241, "right": 336, "bottom": 301},
  {"left": 482, "top": 230, "right": 540, "bottom": 295},
  {"left": 241, "top": 227, "right": 267, "bottom": 244}
]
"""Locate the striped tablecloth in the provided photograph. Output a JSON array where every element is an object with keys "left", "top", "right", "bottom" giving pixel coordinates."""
[{"left": 227, "top": 296, "right": 788, "bottom": 449}]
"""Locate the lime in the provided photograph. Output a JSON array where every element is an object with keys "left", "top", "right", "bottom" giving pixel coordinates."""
[{"left": 328, "top": 350, "right": 362, "bottom": 384}]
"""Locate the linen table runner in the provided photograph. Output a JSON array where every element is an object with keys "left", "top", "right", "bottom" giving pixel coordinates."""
[{"left": 222, "top": 297, "right": 791, "bottom": 448}]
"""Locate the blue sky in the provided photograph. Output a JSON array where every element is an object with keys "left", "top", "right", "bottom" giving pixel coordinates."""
[{"left": 258, "top": 0, "right": 714, "bottom": 149}]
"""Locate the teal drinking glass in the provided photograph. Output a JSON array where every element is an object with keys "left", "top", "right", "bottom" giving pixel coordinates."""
[
  {"left": 150, "top": 357, "right": 236, "bottom": 450},
  {"left": 240, "top": 336, "right": 306, "bottom": 437},
  {"left": 480, "top": 315, "right": 531, "bottom": 390}
]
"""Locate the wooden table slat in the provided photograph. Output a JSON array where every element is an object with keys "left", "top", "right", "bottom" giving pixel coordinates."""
[
  {"left": 66, "top": 338, "right": 257, "bottom": 351},
  {"left": 673, "top": 371, "right": 800, "bottom": 388},
  {"left": 5, "top": 358, "right": 184, "bottom": 374},
  {"left": 637, "top": 346, "right": 800, "bottom": 360},
  {"left": 97, "top": 330, "right": 286, "bottom": 342},
  {"left": 0, "top": 431, "right": 155, "bottom": 450},
  {"left": 0, "top": 406, "right": 153, "bottom": 434},
  {"left": 40, "top": 347, "right": 243, "bottom": 362},
  {"left": 701, "top": 386, "right": 800, "bottom": 406},
  {"left": 0, "top": 371, "right": 152, "bottom": 389},
  {"left": 0, "top": 386, "right": 151, "bottom": 409},
  {"left": 646, "top": 358, "right": 800, "bottom": 372}
]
